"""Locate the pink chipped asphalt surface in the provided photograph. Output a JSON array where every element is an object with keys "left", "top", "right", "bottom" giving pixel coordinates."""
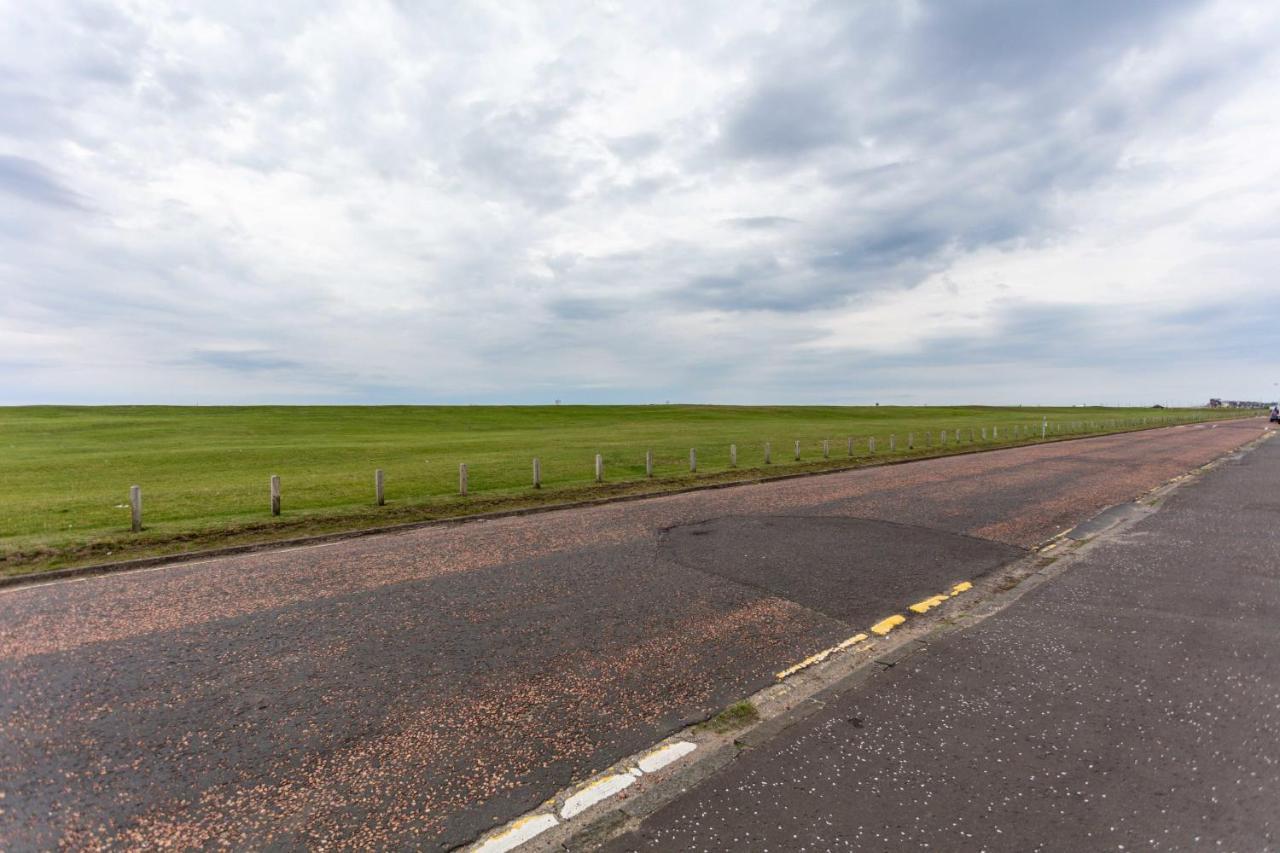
[{"left": 0, "top": 419, "right": 1265, "bottom": 849}]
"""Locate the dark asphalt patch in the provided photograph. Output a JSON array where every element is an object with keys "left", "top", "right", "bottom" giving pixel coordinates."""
[{"left": 660, "top": 515, "right": 1024, "bottom": 625}]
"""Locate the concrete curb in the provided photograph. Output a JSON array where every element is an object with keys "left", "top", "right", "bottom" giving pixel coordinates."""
[{"left": 0, "top": 418, "right": 1258, "bottom": 591}]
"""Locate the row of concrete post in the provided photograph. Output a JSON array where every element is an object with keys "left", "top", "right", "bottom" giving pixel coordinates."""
[{"left": 121, "top": 414, "right": 1205, "bottom": 529}]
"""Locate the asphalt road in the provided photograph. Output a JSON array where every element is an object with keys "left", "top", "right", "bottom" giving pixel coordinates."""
[
  {"left": 0, "top": 420, "right": 1265, "bottom": 849},
  {"left": 608, "top": 426, "right": 1280, "bottom": 852}
]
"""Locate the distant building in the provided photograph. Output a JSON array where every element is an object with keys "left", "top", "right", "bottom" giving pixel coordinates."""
[{"left": 1207, "top": 398, "right": 1270, "bottom": 408}]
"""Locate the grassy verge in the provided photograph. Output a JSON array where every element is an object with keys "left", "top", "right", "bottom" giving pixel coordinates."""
[
  {"left": 696, "top": 701, "right": 761, "bottom": 734},
  {"left": 0, "top": 404, "right": 1254, "bottom": 577}
]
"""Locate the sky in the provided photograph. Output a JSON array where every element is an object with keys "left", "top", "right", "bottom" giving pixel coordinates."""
[{"left": 2, "top": 0, "right": 1278, "bottom": 406}]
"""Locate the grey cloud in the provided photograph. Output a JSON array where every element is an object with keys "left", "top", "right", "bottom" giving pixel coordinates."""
[
  {"left": 608, "top": 133, "right": 662, "bottom": 160},
  {"left": 723, "top": 216, "right": 798, "bottom": 229},
  {"left": 720, "top": 81, "right": 849, "bottom": 159},
  {"left": 545, "top": 296, "right": 622, "bottom": 321},
  {"left": 190, "top": 350, "right": 303, "bottom": 372},
  {"left": 0, "top": 155, "right": 86, "bottom": 209}
]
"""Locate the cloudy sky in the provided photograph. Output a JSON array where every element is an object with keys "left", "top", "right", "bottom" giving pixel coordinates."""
[{"left": 2, "top": 0, "right": 1278, "bottom": 406}]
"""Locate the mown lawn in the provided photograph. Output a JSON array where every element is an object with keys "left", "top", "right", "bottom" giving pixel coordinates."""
[{"left": 0, "top": 404, "right": 1247, "bottom": 575}]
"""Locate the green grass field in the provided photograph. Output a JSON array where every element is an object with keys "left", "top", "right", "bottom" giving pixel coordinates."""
[{"left": 0, "top": 404, "right": 1249, "bottom": 575}]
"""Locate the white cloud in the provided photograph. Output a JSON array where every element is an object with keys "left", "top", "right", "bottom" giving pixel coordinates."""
[{"left": 0, "top": 0, "right": 1277, "bottom": 405}]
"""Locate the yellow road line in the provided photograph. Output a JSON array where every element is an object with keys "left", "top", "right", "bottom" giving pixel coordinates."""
[
  {"left": 870, "top": 614, "right": 906, "bottom": 636},
  {"left": 909, "top": 594, "right": 948, "bottom": 614},
  {"left": 775, "top": 632, "right": 869, "bottom": 680}
]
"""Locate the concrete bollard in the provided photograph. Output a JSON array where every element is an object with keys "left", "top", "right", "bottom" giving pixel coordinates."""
[
  {"left": 645, "top": 449, "right": 653, "bottom": 477},
  {"left": 980, "top": 428, "right": 987, "bottom": 441},
  {"left": 270, "top": 475, "right": 281, "bottom": 516},
  {"left": 992, "top": 426, "right": 998, "bottom": 439},
  {"left": 794, "top": 440, "right": 801, "bottom": 461},
  {"left": 730, "top": 444, "right": 737, "bottom": 467},
  {"left": 1042, "top": 418, "right": 1048, "bottom": 439},
  {"left": 890, "top": 434, "right": 896, "bottom": 452},
  {"left": 129, "top": 485, "right": 142, "bottom": 532},
  {"left": 940, "top": 430, "right": 946, "bottom": 445},
  {"left": 847, "top": 436, "right": 854, "bottom": 456},
  {"left": 689, "top": 448, "right": 697, "bottom": 472},
  {"left": 375, "top": 469, "right": 385, "bottom": 506},
  {"left": 458, "top": 463, "right": 468, "bottom": 495},
  {"left": 533, "top": 457, "right": 541, "bottom": 488},
  {"left": 823, "top": 439, "right": 830, "bottom": 459},
  {"left": 868, "top": 436, "right": 876, "bottom": 454},
  {"left": 764, "top": 442, "right": 772, "bottom": 464},
  {"left": 595, "top": 454, "right": 604, "bottom": 483}
]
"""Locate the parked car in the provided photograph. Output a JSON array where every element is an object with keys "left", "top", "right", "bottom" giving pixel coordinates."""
[{"left": 1270, "top": 406, "right": 1279, "bottom": 423}]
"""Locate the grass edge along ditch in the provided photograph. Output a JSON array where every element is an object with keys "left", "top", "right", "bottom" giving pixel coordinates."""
[{"left": 0, "top": 404, "right": 1255, "bottom": 577}]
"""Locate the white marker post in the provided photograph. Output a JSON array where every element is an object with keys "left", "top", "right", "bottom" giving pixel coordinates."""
[
  {"left": 689, "top": 448, "right": 697, "bottom": 473},
  {"left": 270, "top": 475, "right": 281, "bottom": 516},
  {"left": 823, "top": 439, "right": 830, "bottom": 459},
  {"left": 890, "top": 434, "right": 896, "bottom": 452},
  {"left": 595, "top": 454, "right": 604, "bottom": 483},
  {"left": 129, "top": 485, "right": 142, "bottom": 532},
  {"left": 375, "top": 469, "right": 385, "bottom": 506},
  {"left": 847, "top": 436, "right": 854, "bottom": 456},
  {"left": 458, "top": 463, "right": 468, "bottom": 495},
  {"left": 1042, "top": 417, "right": 1048, "bottom": 439},
  {"left": 532, "top": 457, "right": 541, "bottom": 489},
  {"left": 730, "top": 444, "right": 737, "bottom": 467},
  {"left": 645, "top": 449, "right": 653, "bottom": 477},
  {"left": 794, "top": 440, "right": 801, "bottom": 461},
  {"left": 868, "top": 436, "right": 876, "bottom": 454}
]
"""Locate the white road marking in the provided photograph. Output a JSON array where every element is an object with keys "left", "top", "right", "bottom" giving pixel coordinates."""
[
  {"left": 637, "top": 740, "right": 697, "bottom": 774},
  {"left": 471, "top": 813, "right": 558, "bottom": 853},
  {"left": 560, "top": 773, "right": 636, "bottom": 819}
]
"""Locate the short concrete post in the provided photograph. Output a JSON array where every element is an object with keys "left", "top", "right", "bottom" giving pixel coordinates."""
[
  {"left": 822, "top": 439, "right": 830, "bottom": 459},
  {"left": 847, "top": 436, "right": 854, "bottom": 456},
  {"left": 689, "top": 448, "right": 697, "bottom": 472},
  {"left": 458, "top": 463, "right": 468, "bottom": 495},
  {"left": 645, "top": 449, "right": 653, "bottom": 477},
  {"left": 270, "top": 475, "right": 281, "bottom": 516},
  {"left": 764, "top": 442, "right": 772, "bottom": 464},
  {"left": 940, "top": 430, "right": 946, "bottom": 445},
  {"left": 129, "top": 485, "right": 142, "bottom": 532},
  {"left": 532, "top": 457, "right": 541, "bottom": 488},
  {"left": 730, "top": 444, "right": 738, "bottom": 467},
  {"left": 992, "top": 426, "right": 998, "bottom": 440},
  {"left": 794, "top": 440, "right": 801, "bottom": 461},
  {"left": 868, "top": 437, "right": 876, "bottom": 454},
  {"left": 955, "top": 429, "right": 961, "bottom": 443},
  {"left": 1042, "top": 417, "right": 1048, "bottom": 439},
  {"left": 889, "top": 434, "right": 896, "bottom": 452},
  {"left": 595, "top": 454, "right": 604, "bottom": 483},
  {"left": 980, "top": 428, "right": 987, "bottom": 441},
  {"left": 375, "top": 469, "right": 385, "bottom": 506}
]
